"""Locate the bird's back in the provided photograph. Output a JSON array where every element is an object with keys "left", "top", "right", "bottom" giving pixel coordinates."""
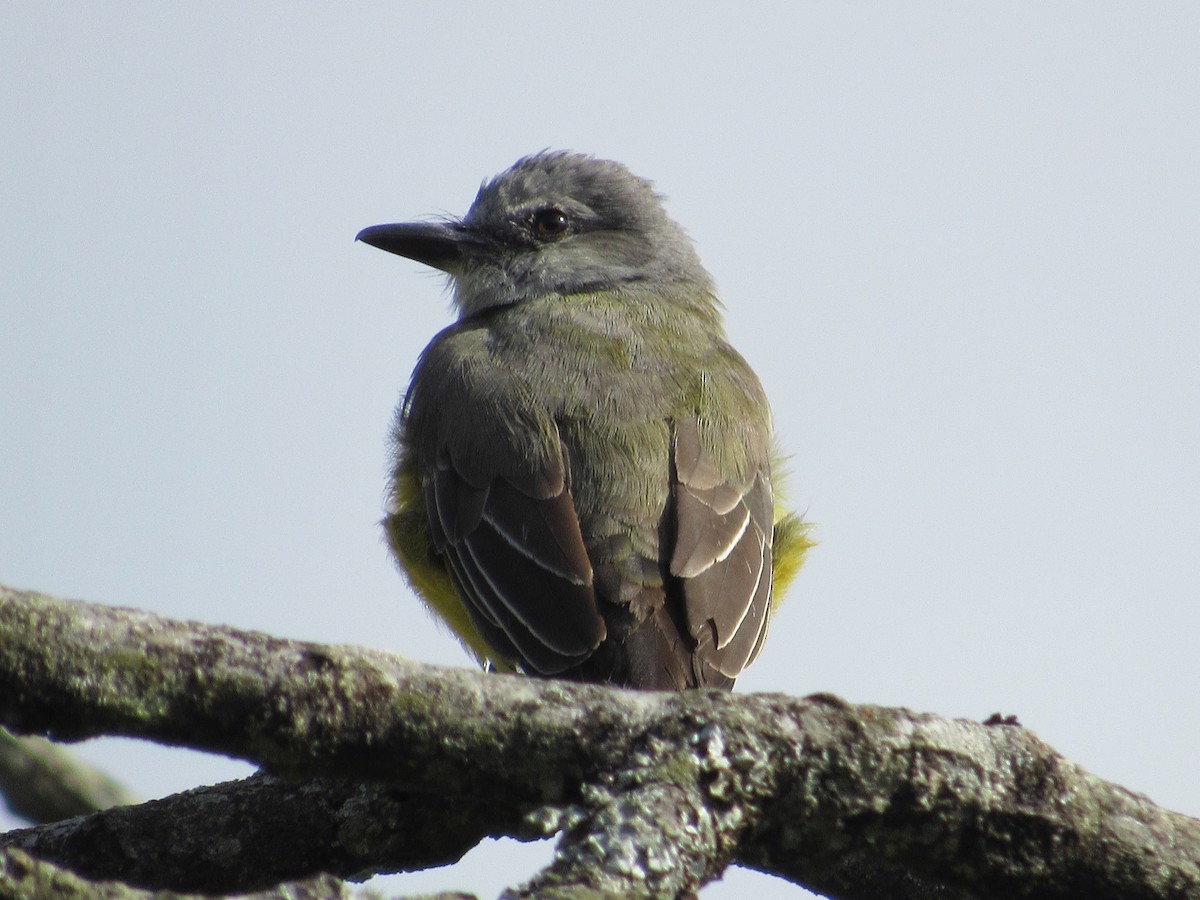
[{"left": 395, "top": 284, "right": 779, "bottom": 689}]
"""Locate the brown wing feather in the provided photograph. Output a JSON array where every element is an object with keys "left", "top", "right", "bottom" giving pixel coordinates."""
[
  {"left": 670, "top": 418, "right": 775, "bottom": 682},
  {"left": 425, "top": 449, "right": 606, "bottom": 675}
]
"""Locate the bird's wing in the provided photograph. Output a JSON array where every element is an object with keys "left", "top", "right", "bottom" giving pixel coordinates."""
[
  {"left": 423, "top": 440, "right": 607, "bottom": 675},
  {"left": 670, "top": 417, "right": 775, "bottom": 682}
]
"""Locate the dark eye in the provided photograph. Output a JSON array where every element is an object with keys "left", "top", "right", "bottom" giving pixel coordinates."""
[{"left": 531, "top": 207, "right": 569, "bottom": 238}]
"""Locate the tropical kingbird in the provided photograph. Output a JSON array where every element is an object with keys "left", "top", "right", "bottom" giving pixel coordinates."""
[{"left": 358, "top": 151, "right": 809, "bottom": 690}]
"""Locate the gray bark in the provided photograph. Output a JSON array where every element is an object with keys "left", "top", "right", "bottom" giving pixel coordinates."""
[{"left": 1, "top": 584, "right": 1197, "bottom": 899}]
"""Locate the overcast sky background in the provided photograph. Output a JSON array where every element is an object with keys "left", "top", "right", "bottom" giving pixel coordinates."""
[{"left": 2, "top": 6, "right": 1197, "bottom": 898}]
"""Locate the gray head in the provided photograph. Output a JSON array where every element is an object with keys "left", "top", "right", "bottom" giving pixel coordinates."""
[{"left": 357, "top": 151, "right": 713, "bottom": 317}]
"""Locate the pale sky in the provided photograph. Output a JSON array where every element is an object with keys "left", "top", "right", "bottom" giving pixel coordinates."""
[{"left": 2, "top": 5, "right": 1198, "bottom": 898}]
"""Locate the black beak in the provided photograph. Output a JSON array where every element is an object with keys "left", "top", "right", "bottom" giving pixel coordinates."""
[{"left": 356, "top": 221, "right": 465, "bottom": 272}]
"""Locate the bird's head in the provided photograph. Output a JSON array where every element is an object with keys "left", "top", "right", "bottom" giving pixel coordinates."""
[{"left": 357, "top": 151, "right": 712, "bottom": 317}]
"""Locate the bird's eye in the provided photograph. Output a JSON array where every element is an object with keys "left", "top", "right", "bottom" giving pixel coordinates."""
[{"left": 531, "top": 208, "right": 570, "bottom": 239}]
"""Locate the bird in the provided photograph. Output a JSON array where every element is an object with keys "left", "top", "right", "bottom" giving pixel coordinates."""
[{"left": 358, "top": 151, "right": 810, "bottom": 690}]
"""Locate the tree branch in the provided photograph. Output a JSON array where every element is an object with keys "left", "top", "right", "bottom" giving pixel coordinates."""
[
  {"left": 2, "top": 771, "right": 514, "bottom": 893},
  {"left": 1, "top": 584, "right": 1197, "bottom": 899},
  {"left": 0, "top": 847, "right": 354, "bottom": 899},
  {"left": 0, "top": 728, "right": 137, "bottom": 824}
]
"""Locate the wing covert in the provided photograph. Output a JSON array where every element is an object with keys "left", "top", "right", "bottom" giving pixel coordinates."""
[
  {"left": 425, "top": 445, "right": 606, "bottom": 675},
  {"left": 670, "top": 418, "right": 775, "bottom": 681}
]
